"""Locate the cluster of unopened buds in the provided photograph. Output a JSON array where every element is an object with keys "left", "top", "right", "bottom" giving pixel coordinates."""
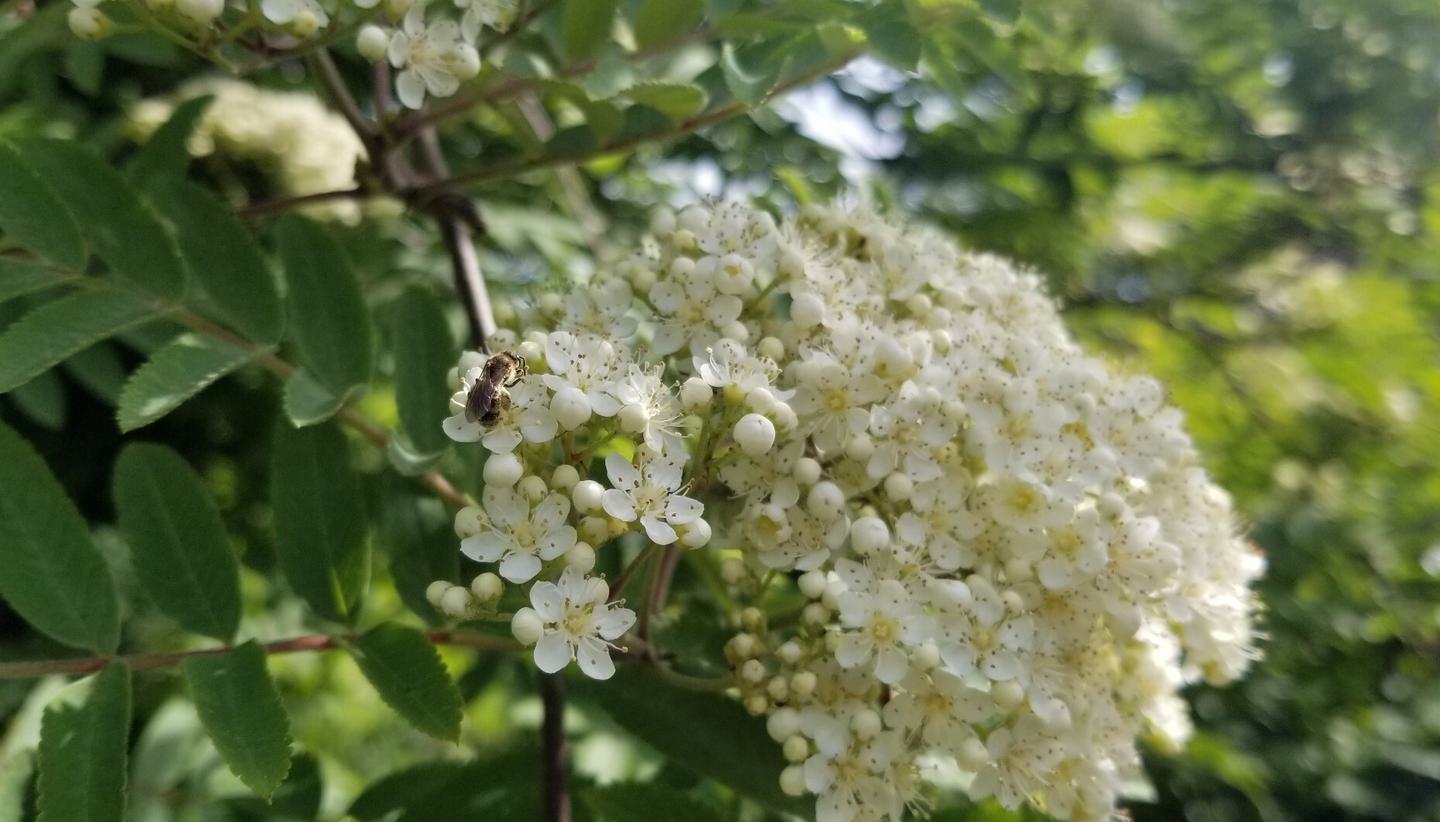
[
  {"left": 433, "top": 199, "right": 1264, "bottom": 822},
  {"left": 68, "top": 0, "right": 515, "bottom": 110}
]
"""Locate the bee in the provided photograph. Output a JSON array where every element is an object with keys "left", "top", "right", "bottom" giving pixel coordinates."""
[{"left": 465, "top": 351, "right": 529, "bottom": 427}]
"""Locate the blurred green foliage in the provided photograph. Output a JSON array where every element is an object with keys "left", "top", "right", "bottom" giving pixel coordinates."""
[{"left": 1, "top": 0, "right": 1438, "bottom": 819}]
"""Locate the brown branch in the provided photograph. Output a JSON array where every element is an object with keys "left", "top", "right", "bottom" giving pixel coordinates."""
[
  {"left": 416, "top": 126, "right": 497, "bottom": 351},
  {"left": 0, "top": 630, "right": 520, "bottom": 680},
  {"left": 539, "top": 672, "right": 571, "bottom": 822}
]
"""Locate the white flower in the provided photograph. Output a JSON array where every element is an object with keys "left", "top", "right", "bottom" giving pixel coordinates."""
[
  {"left": 601, "top": 453, "right": 703, "bottom": 545},
  {"left": 456, "top": 0, "right": 515, "bottom": 41},
  {"left": 881, "top": 670, "right": 993, "bottom": 751},
  {"left": 866, "top": 380, "right": 956, "bottom": 481},
  {"left": 542, "top": 332, "right": 622, "bottom": 417},
  {"left": 612, "top": 364, "right": 684, "bottom": 455},
  {"left": 789, "top": 350, "right": 885, "bottom": 452},
  {"left": 519, "top": 567, "right": 635, "bottom": 680},
  {"left": 387, "top": 5, "right": 481, "bottom": 109},
  {"left": 695, "top": 339, "right": 788, "bottom": 400},
  {"left": 937, "top": 576, "right": 1034, "bottom": 682},
  {"left": 833, "top": 561, "right": 934, "bottom": 685},
  {"left": 649, "top": 268, "right": 743, "bottom": 356},
  {"left": 443, "top": 366, "right": 557, "bottom": 452},
  {"left": 460, "top": 487, "right": 576, "bottom": 583}
]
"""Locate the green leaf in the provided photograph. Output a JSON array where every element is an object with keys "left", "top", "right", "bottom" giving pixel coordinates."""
[
  {"left": 0, "top": 141, "right": 85, "bottom": 269},
  {"left": 182, "top": 642, "right": 293, "bottom": 798},
  {"left": 270, "top": 419, "right": 369, "bottom": 623},
  {"left": 0, "top": 259, "right": 73, "bottom": 305},
  {"left": 148, "top": 178, "right": 283, "bottom": 345},
  {"left": 113, "top": 443, "right": 242, "bottom": 641},
  {"left": 64, "top": 343, "right": 127, "bottom": 404},
  {"left": 348, "top": 623, "right": 462, "bottom": 741},
  {"left": 275, "top": 215, "right": 372, "bottom": 396},
  {"left": 633, "top": 0, "right": 703, "bottom": 50},
  {"left": 856, "top": 0, "right": 920, "bottom": 70},
  {"left": 378, "top": 483, "right": 458, "bottom": 624},
  {"left": 282, "top": 368, "right": 356, "bottom": 427},
  {"left": 620, "top": 82, "right": 709, "bottom": 119},
  {"left": 349, "top": 762, "right": 470, "bottom": 821},
  {"left": 387, "top": 289, "right": 454, "bottom": 456},
  {"left": 721, "top": 38, "right": 798, "bottom": 106},
  {"left": 126, "top": 95, "right": 212, "bottom": 184},
  {"left": 561, "top": 0, "right": 618, "bottom": 62},
  {"left": 36, "top": 663, "right": 132, "bottom": 822},
  {"left": 117, "top": 334, "right": 254, "bottom": 432},
  {"left": 9, "top": 370, "right": 65, "bottom": 430},
  {"left": 0, "top": 289, "right": 161, "bottom": 394},
  {"left": 576, "top": 665, "right": 807, "bottom": 815},
  {"left": 0, "top": 419, "right": 120, "bottom": 653},
  {"left": 18, "top": 139, "right": 186, "bottom": 297},
  {"left": 583, "top": 783, "right": 724, "bottom": 822}
]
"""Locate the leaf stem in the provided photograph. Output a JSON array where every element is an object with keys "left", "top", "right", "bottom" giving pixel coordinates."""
[
  {"left": 538, "top": 671, "right": 572, "bottom": 822},
  {"left": 608, "top": 543, "right": 657, "bottom": 601}
]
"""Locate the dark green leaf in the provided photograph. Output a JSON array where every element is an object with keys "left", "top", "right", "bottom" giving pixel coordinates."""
[
  {"left": 0, "top": 259, "right": 73, "bottom": 305},
  {"left": 126, "top": 95, "right": 212, "bottom": 184},
  {"left": 583, "top": 783, "right": 724, "bottom": 822},
  {"left": 576, "top": 665, "right": 807, "bottom": 815},
  {"left": 0, "top": 419, "right": 120, "bottom": 653},
  {"left": 856, "top": 0, "right": 920, "bottom": 70},
  {"left": 282, "top": 368, "right": 355, "bottom": 427},
  {"left": 633, "top": 0, "right": 703, "bottom": 50},
  {"left": 275, "top": 215, "right": 372, "bottom": 396},
  {"left": 18, "top": 139, "right": 186, "bottom": 297},
  {"left": 348, "top": 623, "right": 462, "bottom": 741},
  {"left": 378, "top": 483, "right": 457, "bottom": 624},
  {"left": 62, "top": 42, "right": 104, "bottom": 96},
  {"left": 36, "top": 663, "right": 131, "bottom": 822},
  {"left": 148, "top": 178, "right": 283, "bottom": 344},
  {"left": 387, "top": 288, "right": 454, "bottom": 456},
  {"left": 182, "top": 642, "right": 293, "bottom": 798},
  {"left": 63, "top": 343, "right": 127, "bottom": 404},
  {"left": 561, "top": 0, "right": 618, "bottom": 62},
  {"left": 8, "top": 370, "right": 65, "bottom": 430},
  {"left": 0, "top": 289, "right": 160, "bottom": 394},
  {"left": 270, "top": 419, "right": 369, "bottom": 623},
  {"left": 113, "top": 442, "right": 242, "bottom": 641},
  {"left": 0, "top": 142, "right": 85, "bottom": 269},
  {"left": 117, "top": 334, "right": 254, "bottom": 432},
  {"left": 349, "top": 761, "right": 469, "bottom": 820},
  {"left": 621, "top": 82, "right": 709, "bottom": 119}
]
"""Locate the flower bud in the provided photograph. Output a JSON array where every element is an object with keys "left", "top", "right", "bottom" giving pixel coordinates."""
[
  {"left": 883, "top": 472, "right": 913, "bottom": 503},
  {"left": 850, "top": 516, "right": 890, "bottom": 554},
  {"left": 511, "top": 607, "right": 544, "bottom": 646},
  {"left": 757, "top": 336, "right": 784, "bottom": 361},
  {"left": 766, "top": 675, "right": 789, "bottom": 702},
  {"left": 798, "top": 570, "right": 827, "bottom": 600},
  {"left": 579, "top": 516, "right": 609, "bottom": 545},
  {"left": 740, "top": 607, "right": 765, "bottom": 632},
  {"left": 679, "top": 517, "right": 712, "bottom": 548},
  {"left": 721, "top": 321, "right": 750, "bottom": 343},
  {"left": 516, "top": 476, "right": 547, "bottom": 504},
  {"left": 454, "top": 505, "right": 484, "bottom": 538},
  {"left": 777, "top": 641, "right": 803, "bottom": 665},
  {"left": 551, "top": 386, "right": 592, "bottom": 430},
  {"left": 783, "top": 735, "right": 810, "bottom": 763},
  {"left": 356, "top": 23, "right": 389, "bottom": 61},
  {"left": 851, "top": 709, "right": 882, "bottom": 740},
  {"left": 484, "top": 453, "right": 523, "bottom": 487},
  {"left": 680, "top": 377, "right": 712, "bottom": 410},
  {"left": 793, "top": 457, "right": 821, "bottom": 487},
  {"left": 733, "top": 413, "right": 776, "bottom": 457},
  {"left": 440, "top": 585, "right": 472, "bottom": 617},
  {"left": 993, "top": 680, "right": 1025, "bottom": 710},
  {"left": 721, "top": 556, "right": 746, "bottom": 584},
  {"left": 425, "top": 580, "right": 451, "bottom": 607},
  {"left": 550, "top": 464, "right": 580, "bottom": 491},
  {"left": 470, "top": 572, "right": 503, "bottom": 602},
  {"left": 741, "top": 659, "right": 766, "bottom": 683},
  {"left": 801, "top": 602, "right": 830, "bottom": 626},
  {"left": 618, "top": 403, "right": 649, "bottom": 434},
  {"left": 572, "top": 480, "right": 604, "bottom": 513},
  {"left": 912, "top": 640, "right": 941, "bottom": 670},
  {"left": 290, "top": 9, "right": 320, "bottom": 36},
  {"left": 68, "top": 6, "right": 112, "bottom": 39},
  {"left": 744, "top": 694, "right": 769, "bottom": 716},
  {"left": 790, "top": 671, "right": 817, "bottom": 698},
  {"left": 957, "top": 737, "right": 988, "bottom": 771},
  {"left": 843, "top": 432, "right": 874, "bottom": 462},
  {"left": 766, "top": 707, "right": 800, "bottom": 742},
  {"left": 566, "top": 541, "right": 596, "bottom": 572}
]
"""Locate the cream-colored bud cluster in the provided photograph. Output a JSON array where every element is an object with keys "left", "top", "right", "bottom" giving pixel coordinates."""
[
  {"left": 442, "top": 200, "right": 1261, "bottom": 820},
  {"left": 129, "top": 79, "right": 367, "bottom": 224}
]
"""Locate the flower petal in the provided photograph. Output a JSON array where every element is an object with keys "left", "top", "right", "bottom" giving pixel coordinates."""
[
  {"left": 605, "top": 453, "right": 641, "bottom": 489},
  {"left": 533, "top": 632, "right": 572, "bottom": 673},
  {"left": 499, "top": 551, "right": 542, "bottom": 583},
  {"left": 529, "top": 581, "right": 564, "bottom": 621},
  {"left": 663, "top": 495, "right": 704, "bottom": 524},
  {"left": 641, "top": 515, "right": 677, "bottom": 545},
  {"left": 539, "top": 526, "right": 577, "bottom": 560},
  {"left": 576, "top": 636, "right": 616, "bottom": 680},
  {"left": 460, "top": 532, "right": 507, "bottom": 563},
  {"left": 593, "top": 607, "right": 636, "bottom": 641},
  {"left": 442, "top": 414, "right": 481, "bottom": 443}
]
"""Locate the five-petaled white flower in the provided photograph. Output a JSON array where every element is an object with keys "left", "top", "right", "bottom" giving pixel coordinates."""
[
  {"left": 442, "top": 365, "right": 557, "bottom": 452},
  {"left": 461, "top": 488, "right": 576, "bottom": 583},
  {"left": 388, "top": 5, "right": 481, "bottom": 109},
  {"left": 520, "top": 566, "right": 635, "bottom": 680},
  {"left": 601, "top": 453, "right": 703, "bottom": 545}
]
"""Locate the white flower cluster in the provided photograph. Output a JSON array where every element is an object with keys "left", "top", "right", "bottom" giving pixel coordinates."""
[
  {"left": 129, "top": 79, "right": 368, "bottom": 224},
  {"left": 356, "top": 0, "right": 516, "bottom": 109},
  {"left": 441, "top": 201, "right": 1263, "bottom": 821}
]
